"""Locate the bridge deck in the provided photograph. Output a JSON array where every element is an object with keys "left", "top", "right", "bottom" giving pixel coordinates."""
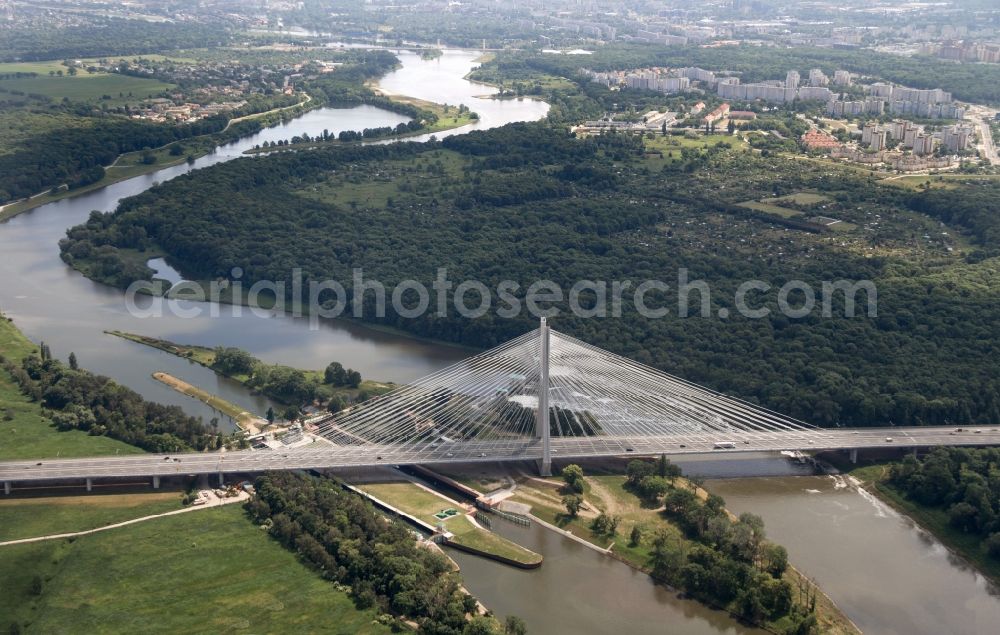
[{"left": 2, "top": 427, "right": 998, "bottom": 484}]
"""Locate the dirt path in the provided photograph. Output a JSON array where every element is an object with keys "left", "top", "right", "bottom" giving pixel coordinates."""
[
  {"left": 0, "top": 491, "right": 248, "bottom": 547},
  {"left": 583, "top": 477, "right": 623, "bottom": 516}
]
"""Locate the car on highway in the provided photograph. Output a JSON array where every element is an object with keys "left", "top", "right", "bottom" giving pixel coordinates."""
[{"left": 885, "top": 437, "right": 893, "bottom": 442}]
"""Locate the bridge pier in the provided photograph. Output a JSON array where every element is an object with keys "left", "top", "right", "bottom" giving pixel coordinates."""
[
  {"left": 218, "top": 472, "right": 225, "bottom": 487},
  {"left": 4, "top": 481, "right": 10, "bottom": 495},
  {"left": 849, "top": 448, "right": 858, "bottom": 464},
  {"left": 536, "top": 318, "right": 552, "bottom": 478},
  {"left": 152, "top": 476, "right": 160, "bottom": 489},
  {"left": 85, "top": 477, "right": 92, "bottom": 492}
]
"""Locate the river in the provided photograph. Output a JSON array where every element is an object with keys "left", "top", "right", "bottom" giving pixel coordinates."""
[{"left": 450, "top": 518, "right": 762, "bottom": 635}]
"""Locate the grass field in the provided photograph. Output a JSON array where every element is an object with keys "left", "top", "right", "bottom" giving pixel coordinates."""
[
  {"left": 737, "top": 200, "right": 803, "bottom": 218},
  {"left": 0, "top": 57, "right": 175, "bottom": 105},
  {"left": 0, "top": 492, "right": 183, "bottom": 542},
  {"left": 880, "top": 173, "right": 1000, "bottom": 191},
  {"left": 762, "top": 192, "right": 831, "bottom": 206},
  {"left": 358, "top": 480, "right": 542, "bottom": 565},
  {"left": 0, "top": 316, "right": 141, "bottom": 460},
  {"left": 641, "top": 133, "right": 747, "bottom": 168},
  {"left": 0, "top": 56, "right": 182, "bottom": 78},
  {"left": 1, "top": 504, "right": 390, "bottom": 634},
  {"left": 0, "top": 74, "right": 173, "bottom": 104},
  {"left": 298, "top": 149, "right": 466, "bottom": 210}
]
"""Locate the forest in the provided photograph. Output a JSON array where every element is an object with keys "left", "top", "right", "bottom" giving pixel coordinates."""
[
  {"left": 247, "top": 471, "right": 513, "bottom": 634},
  {"left": 0, "top": 113, "right": 228, "bottom": 204},
  {"left": 59, "top": 121, "right": 1000, "bottom": 429},
  {"left": 0, "top": 19, "right": 231, "bottom": 62},
  {"left": 0, "top": 345, "right": 222, "bottom": 453}
]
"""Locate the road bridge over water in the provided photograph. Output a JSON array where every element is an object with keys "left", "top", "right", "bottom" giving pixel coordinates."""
[{"left": 3, "top": 319, "right": 996, "bottom": 492}]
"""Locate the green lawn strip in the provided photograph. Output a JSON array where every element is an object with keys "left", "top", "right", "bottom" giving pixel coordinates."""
[
  {"left": 358, "top": 481, "right": 540, "bottom": 565},
  {"left": 2, "top": 504, "right": 390, "bottom": 634},
  {"left": 0, "top": 317, "right": 141, "bottom": 460},
  {"left": 737, "top": 200, "right": 803, "bottom": 218},
  {"left": 0, "top": 492, "right": 183, "bottom": 542},
  {"left": 446, "top": 515, "right": 541, "bottom": 565},
  {"left": 762, "top": 192, "right": 830, "bottom": 206}
]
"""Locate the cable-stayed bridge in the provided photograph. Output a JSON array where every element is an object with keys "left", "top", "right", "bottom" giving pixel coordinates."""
[{"left": 2, "top": 319, "right": 999, "bottom": 492}]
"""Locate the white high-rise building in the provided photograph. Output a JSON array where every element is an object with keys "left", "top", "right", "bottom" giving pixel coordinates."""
[
  {"left": 786, "top": 70, "right": 800, "bottom": 89},
  {"left": 833, "top": 70, "right": 852, "bottom": 86}
]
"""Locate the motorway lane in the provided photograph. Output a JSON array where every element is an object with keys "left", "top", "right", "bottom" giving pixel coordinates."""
[{"left": 2, "top": 427, "right": 999, "bottom": 483}]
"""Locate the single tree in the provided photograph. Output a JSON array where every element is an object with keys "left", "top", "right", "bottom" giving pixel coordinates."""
[
  {"left": 562, "top": 464, "right": 585, "bottom": 493},
  {"left": 629, "top": 524, "right": 643, "bottom": 547},
  {"left": 504, "top": 616, "right": 527, "bottom": 635},
  {"left": 68, "top": 352, "right": 78, "bottom": 370},
  {"left": 563, "top": 494, "right": 583, "bottom": 517}
]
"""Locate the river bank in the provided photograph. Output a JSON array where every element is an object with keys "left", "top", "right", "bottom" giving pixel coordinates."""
[
  {"left": 709, "top": 473, "right": 1000, "bottom": 635},
  {"left": 0, "top": 94, "right": 317, "bottom": 222},
  {"left": 242, "top": 86, "right": 478, "bottom": 154},
  {"left": 834, "top": 456, "right": 1000, "bottom": 585}
]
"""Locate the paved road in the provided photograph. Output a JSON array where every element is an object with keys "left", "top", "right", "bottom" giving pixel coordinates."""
[
  {"left": 2, "top": 426, "right": 999, "bottom": 485},
  {"left": 967, "top": 105, "right": 999, "bottom": 165}
]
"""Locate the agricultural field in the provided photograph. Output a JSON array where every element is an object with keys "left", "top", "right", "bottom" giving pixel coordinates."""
[
  {"left": 0, "top": 60, "right": 174, "bottom": 104},
  {"left": 0, "top": 74, "right": 173, "bottom": 104},
  {"left": 1, "top": 504, "right": 390, "bottom": 634}
]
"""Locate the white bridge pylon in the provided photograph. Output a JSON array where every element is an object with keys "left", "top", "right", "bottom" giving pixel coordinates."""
[{"left": 313, "top": 318, "right": 819, "bottom": 474}]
